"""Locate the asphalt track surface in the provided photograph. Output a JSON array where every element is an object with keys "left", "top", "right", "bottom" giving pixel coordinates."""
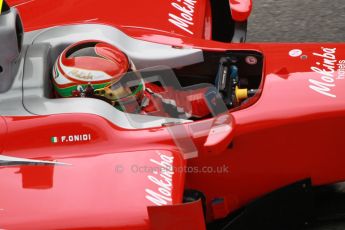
[
  {"left": 247, "top": 0, "right": 345, "bottom": 42},
  {"left": 246, "top": 1, "right": 345, "bottom": 229}
]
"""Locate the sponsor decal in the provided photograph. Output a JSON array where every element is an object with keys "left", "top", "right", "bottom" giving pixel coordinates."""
[
  {"left": 289, "top": 49, "right": 303, "bottom": 57},
  {"left": 169, "top": 0, "right": 197, "bottom": 35},
  {"left": 145, "top": 151, "right": 175, "bottom": 206},
  {"left": 309, "top": 47, "right": 345, "bottom": 98},
  {"left": 245, "top": 56, "right": 258, "bottom": 65},
  {"left": 51, "top": 134, "right": 92, "bottom": 144},
  {"left": 69, "top": 69, "right": 94, "bottom": 81},
  {"left": 59, "top": 58, "right": 111, "bottom": 83}
]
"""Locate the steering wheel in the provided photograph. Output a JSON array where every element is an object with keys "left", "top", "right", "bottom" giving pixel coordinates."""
[{"left": 215, "top": 58, "right": 240, "bottom": 108}]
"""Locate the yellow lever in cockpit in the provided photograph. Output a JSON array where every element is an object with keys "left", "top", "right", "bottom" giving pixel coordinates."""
[
  {"left": 0, "top": 0, "right": 3, "bottom": 14},
  {"left": 235, "top": 86, "right": 249, "bottom": 102}
]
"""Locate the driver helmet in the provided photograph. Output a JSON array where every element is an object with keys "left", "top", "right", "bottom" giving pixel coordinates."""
[{"left": 52, "top": 40, "right": 144, "bottom": 106}]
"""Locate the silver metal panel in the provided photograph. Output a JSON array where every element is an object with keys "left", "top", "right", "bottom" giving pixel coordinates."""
[
  {"left": 0, "top": 45, "right": 31, "bottom": 116},
  {"left": 0, "top": 8, "right": 23, "bottom": 93},
  {"left": 31, "top": 24, "right": 204, "bottom": 69},
  {"left": 22, "top": 26, "right": 196, "bottom": 129}
]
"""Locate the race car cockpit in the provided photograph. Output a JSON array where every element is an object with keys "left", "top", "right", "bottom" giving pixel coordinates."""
[
  {"left": 0, "top": 5, "right": 263, "bottom": 129},
  {"left": 50, "top": 39, "right": 263, "bottom": 121}
]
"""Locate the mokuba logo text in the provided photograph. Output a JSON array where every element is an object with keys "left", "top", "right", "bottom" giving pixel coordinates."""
[
  {"left": 309, "top": 47, "right": 345, "bottom": 98},
  {"left": 145, "top": 151, "right": 174, "bottom": 206},
  {"left": 169, "top": 0, "right": 197, "bottom": 35}
]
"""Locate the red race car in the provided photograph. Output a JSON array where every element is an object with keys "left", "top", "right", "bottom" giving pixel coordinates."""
[{"left": 1, "top": 0, "right": 345, "bottom": 229}]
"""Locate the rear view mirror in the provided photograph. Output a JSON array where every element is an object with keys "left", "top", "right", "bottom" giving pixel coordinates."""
[{"left": 229, "top": 0, "right": 253, "bottom": 22}]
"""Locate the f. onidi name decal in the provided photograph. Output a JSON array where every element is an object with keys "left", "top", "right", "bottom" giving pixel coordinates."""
[
  {"left": 309, "top": 47, "right": 345, "bottom": 98},
  {"left": 169, "top": 0, "right": 197, "bottom": 35},
  {"left": 51, "top": 134, "right": 92, "bottom": 144},
  {"left": 145, "top": 151, "right": 175, "bottom": 206}
]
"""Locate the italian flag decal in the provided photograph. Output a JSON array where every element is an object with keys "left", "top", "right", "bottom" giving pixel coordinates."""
[{"left": 51, "top": 137, "right": 58, "bottom": 143}]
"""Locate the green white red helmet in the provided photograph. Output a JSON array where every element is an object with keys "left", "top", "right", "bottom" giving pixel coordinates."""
[{"left": 52, "top": 40, "right": 143, "bottom": 105}]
